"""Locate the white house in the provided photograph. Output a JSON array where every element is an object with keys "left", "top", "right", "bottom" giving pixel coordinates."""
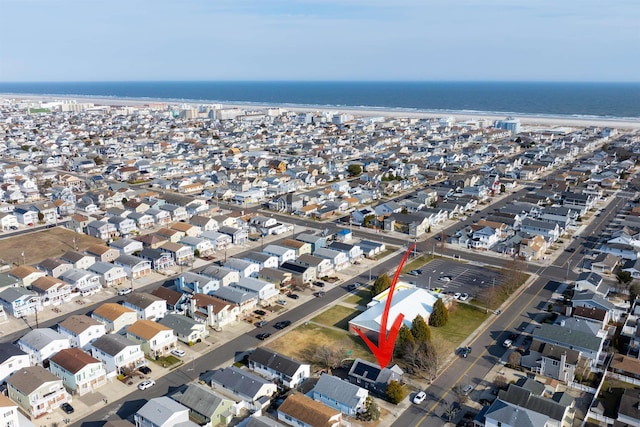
[
  {"left": 122, "top": 292, "right": 167, "bottom": 321},
  {"left": 17, "top": 328, "right": 71, "bottom": 366},
  {"left": 0, "top": 343, "right": 30, "bottom": 383},
  {"left": 90, "top": 334, "right": 145, "bottom": 376}
]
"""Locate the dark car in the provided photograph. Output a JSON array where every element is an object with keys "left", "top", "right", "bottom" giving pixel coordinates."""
[
  {"left": 61, "top": 402, "right": 74, "bottom": 414},
  {"left": 460, "top": 346, "right": 472, "bottom": 358},
  {"left": 313, "top": 281, "right": 325, "bottom": 287},
  {"left": 254, "top": 309, "right": 267, "bottom": 316},
  {"left": 256, "top": 333, "right": 271, "bottom": 340},
  {"left": 565, "top": 247, "right": 575, "bottom": 253},
  {"left": 287, "top": 293, "right": 299, "bottom": 300},
  {"left": 254, "top": 320, "right": 267, "bottom": 328},
  {"left": 274, "top": 320, "right": 292, "bottom": 329},
  {"left": 313, "top": 291, "right": 326, "bottom": 297},
  {"left": 138, "top": 366, "right": 152, "bottom": 375}
]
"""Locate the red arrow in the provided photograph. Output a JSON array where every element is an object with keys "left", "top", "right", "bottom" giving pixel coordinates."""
[{"left": 355, "top": 243, "right": 416, "bottom": 368}]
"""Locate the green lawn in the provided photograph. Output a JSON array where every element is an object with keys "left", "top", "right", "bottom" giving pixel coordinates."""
[
  {"left": 312, "top": 305, "right": 363, "bottom": 330},
  {"left": 343, "top": 290, "right": 372, "bottom": 306},
  {"left": 431, "top": 303, "right": 489, "bottom": 350}
]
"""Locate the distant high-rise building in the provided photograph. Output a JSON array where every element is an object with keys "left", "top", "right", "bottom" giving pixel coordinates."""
[{"left": 495, "top": 117, "right": 521, "bottom": 134}]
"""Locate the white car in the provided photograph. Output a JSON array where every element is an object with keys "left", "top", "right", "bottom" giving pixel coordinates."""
[
  {"left": 276, "top": 299, "right": 287, "bottom": 305},
  {"left": 503, "top": 339, "right": 513, "bottom": 348},
  {"left": 171, "top": 349, "right": 186, "bottom": 357},
  {"left": 439, "top": 276, "right": 452, "bottom": 282},
  {"left": 458, "top": 293, "right": 469, "bottom": 301},
  {"left": 462, "top": 384, "right": 473, "bottom": 395},
  {"left": 413, "top": 391, "right": 427, "bottom": 404},
  {"left": 138, "top": 379, "right": 156, "bottom": 390},
  {"left": 453, "top": 292, "right": 461, "bottom": 299},
  {"left": 118, "top": 287, "right": 133, "bottom": 296}
]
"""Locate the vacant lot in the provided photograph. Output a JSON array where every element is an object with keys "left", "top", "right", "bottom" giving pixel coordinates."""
[
  {"left": 267, "top": 323, "right": 375, "bottom": 365},
  {"left": 431, "top": 303, "right": 489, "bottom": 353},
  {"left": 343, "top": 290, "right": 371, "bottom": 307},
  {"left": 312, "top": 305, "right": 363, "bottom": 330},
  {"left": 0, "top": 227, "right": 103, "bottom": 267}
]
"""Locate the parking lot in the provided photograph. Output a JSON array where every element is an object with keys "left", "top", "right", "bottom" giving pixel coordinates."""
[{"left": 402, "top": 258, "right": 505, "bottom": 300}]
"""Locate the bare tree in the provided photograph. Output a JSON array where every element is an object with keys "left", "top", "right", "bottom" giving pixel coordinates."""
[
  {"left": 453, "top": 384, "right": 469, "bottom": 405},
  {"left": 494, "top": 374, "right": 508, "bottom": 389},
  {"left": 301, "top": 341, "right": 349, "bottom": 370},
  {"left": 508, "top": 351, "right": 522, "bottom": 368}
]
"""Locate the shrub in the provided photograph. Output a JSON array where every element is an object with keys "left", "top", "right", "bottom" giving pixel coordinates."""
[{"left": 386, "top": 380, "right": 405, "bottom": 404}]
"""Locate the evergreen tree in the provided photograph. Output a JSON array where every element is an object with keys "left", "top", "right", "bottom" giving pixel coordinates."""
[
  {"left": 429, "top": 299, "right": 449, "bottom": 327},
  {"left": 410, "top": 315, "right": 431, "bottom": 343},
  {"left": 395, "top": 324, "right": 415, "bottom": 357},
  {"left": 385, "top": 381, "right": 405, "bottom": 404},
  {"left": 360, "top": 396, "right": 381, "bottom": 421},
  {"left": 371, "top": 273, "right": 392, "bottom": 297}
]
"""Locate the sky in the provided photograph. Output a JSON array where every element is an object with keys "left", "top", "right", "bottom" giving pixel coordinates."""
[{"left": 0, "top": 0, "right": 638, "bottom": 82}]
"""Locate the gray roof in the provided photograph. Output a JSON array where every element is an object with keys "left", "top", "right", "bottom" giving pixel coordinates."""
[
  {"left": 224, "top": 258, "right": 257, "bottom": 271},
  {"left": 485, "top": 399, "right": 547, "bottom": 427},
  {"left": 115, "top": 254, "right": 149, "bottom": 267},
  {"left": 6, "top": 366, "right": 62, "bottom": 394},
  {"left": 158, "top": 313, "right": 201, "bottom": 336},
  {"left": 136, "top": 396, "right": 190, "bottom": 426},
  {"left": 60, "top": 268, "right": 98, "bottom": 283},
  {"left": 125, "top": 292, "right": 164, "bottom": 309},
  {"left": 200, "top": 265, "right": 236, "bottom": 280},
  {"left": 534, "top": 323, "right": 601, "bottom": 352},
  {"left": 18, "top": 328, "right": 68, "bottom": 350},
  {"left": 180, "top": 271, "right": 214, "bottom": 285},
  {"left": 209, "top": 366, "right": 274, "bottom": 400},
  {"left": 248, "top": 348, "right": 306, "bottom": 378},
  {"left": 312, "top": 373, "right": 365, "bottom": 409},
  {"left": 172, "top": 383, "right": 229, "bottom": 418},
  {"left": 212, "top": 286, "right": 256, "bottom": 304},
  {"left": 245, "top": 417, "right": 286, "bottom": 427},
  {"left": 243, "top": 251, "right": 275, "bottom": 264},
  {"left": 0, "top": 342, "right": 27, "bottom": 363},
  {"left": 88, "top": 261, "right": 121, "bottom": 274},
  {"left": 0, "top": 286, "right": 36, "bottom": 302},
  {"left": 497, "top": 383, "right": 570, "bottom": 421},
  {"left": 90, "top": 334, "right": 139, "bottom": 356},
  {"left": 572, "top": 291, "right": 616, "bottom": 311}
]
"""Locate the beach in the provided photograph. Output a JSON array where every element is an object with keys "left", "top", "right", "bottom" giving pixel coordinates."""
[{"left": 3, "top": 93, "right": 640, "bottom": 131}]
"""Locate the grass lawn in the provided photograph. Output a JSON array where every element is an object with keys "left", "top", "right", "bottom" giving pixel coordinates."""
[
  {"left": 431, "top": 303, "right": 489, "bottom": 353},
  {"left": 268, "top": 323, "right": 375, "bottom": 365},
  {"left": 147, "top": 355, "right": 181, "bottom": 368},
  {"left": 343, "top": 290, "right": 372, "bottom": 306},
  {"left": 312, "top": 305, "right": 363, "bottom": 330},
  {"left": 402, "top": 254, "right": 436, "bottom": 272}
]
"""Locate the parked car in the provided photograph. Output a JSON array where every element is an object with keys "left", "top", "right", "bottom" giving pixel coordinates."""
[
  {"left": 171, "top": 349, "right": 186, "bottom": 357},
  {"left": 274, "top": 320, "right": 292, "bottom": 329},
  {"left": 439, "top": 276, "right": 452, "bottom": 282},
  {"left": 453, "top": 292, "right": 461, "bottom": 299},
  {"left": 313, "top": 281, "right": 325, "bottom": 287},
  {"left": 61, "top": 403, "right": 74, "bottom": 414},
  {"left": 276, "top": 299, "right": 287, "bottom": 305},
  {"left": 287, "top": 293, "right": 299, "bottom": 300},
  {"left": 462, "top": 384, "right": 473, "bottom": 395},
  {"left": 408, "top": 270, "right": 419, "bottom": 276},
  {"left": 138, "top": 366, "right": 152, "bottom": 374},
  {"left": 253, "top": 309, "right": 267, "bottom": 316},
  {"left": 118, "top": 287, "right": 133, "bottom": 296},
  {"left": 460, "top": 346, "right": 472, "bottom": 358},
  {"left": 9, "top": 225, "right": 18, "bottom": 230},
  {"left": 313, "top": 291, "right": 326, "bottom": 297},
  {"left": 254, "top": 320, "right": 267, "bottom": 328},
  {"left": 413, "top": 391, "right": 427, "bottom": 404},
  {"left": 256, "top": 333, "right": 271, "bottom": 340},
  {"left": 458, "top": 293, "right": 469, "bottom": 301},
  {"left": 503, "top": 339, "right": 513, "bottom": 348},
  {"left": 138, "top": 379, "right": 156, "bottom": 390}
]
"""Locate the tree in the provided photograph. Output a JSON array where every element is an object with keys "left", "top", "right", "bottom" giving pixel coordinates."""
[
  {"left": 494, "top": 374, "right": 508, "bottom": 389},
  {"left": 347, "top": 164, "right": 362, "bottom": 177},
  {"left": 385, "top": 380, "right": 405, "bottom": 404},
  {"left": 359, "top": 396, "right": 380, "bottom": 421},
  {"left": 194, "top": 249, "right": 201, "bottom": 258},
  {"left": 363, "top": 214, "right": 375, "bottom": 227},
  {"left": 301, "top": 342, "right": 349, "bottom": 370},
  {"left": 121, "top": 197, "right": 128, "bottom": 205},
  {"left": 401, "top": 339, "right": 442, "bottom": 382},
  {"left": 453, "top": 384, "right": 469, "bottom": 405},
  {"left": 37, "top": 212, "right": 44, "bottom": 223},
  {"left": 444, "top": 401, "right": 459, "bottom": 422},
  {"left": 630, "top": 282, "right": 640, "bottom": 303},
  {"left": 429, "top": 299, "right": 449, "bottom": 327},
  {"left": 508, "top": 351, "right": 522, "bottom": 368},
  {"left": 371, "top": 273, "right": 392, "bottom": 297},
  {"left": 410, "top": 315, "right": 431, "bottom": 343},
  {"left": 617, "top": 270, "right": 633, "bottom": 286},
  {"left": 395, "top": 324, "right": 415, "bottom": 357},
  {"left": 503, "top": 257, "right": 527, "bottom": 294},
  {"left": 500, "top": 183, "right": 506, "bottom": 193},
  {"left": 401, "top": 207, "right": 408, "bottom": 214},
  {"left": 93, "top": 156, "right": 104, "bottom": 165}
]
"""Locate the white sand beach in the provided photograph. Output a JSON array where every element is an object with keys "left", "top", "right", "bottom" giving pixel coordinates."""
[{"left": 3, "top": 93, "right": 640, "bottom": 131}]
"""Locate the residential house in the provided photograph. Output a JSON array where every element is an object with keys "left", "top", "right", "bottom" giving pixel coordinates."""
[
  {"left": 8, "top": 265, "right": 46, "bottom": 287},
  {"left": 218, "top": 225, "right": 248, "bottom": 245},
  {"left": 90, "top": 334, "right": 145, "bottom": 376},
  {"left": 0, "top": 343, "right": 30, "bottom": 383},
  {"left": 295, "top": 233, "right": 328, "bottom": 253},
  {"left": 110, "top": 238, "right": 144, "bottom": 255},
  {"left": 85, "top": 220, "right": 118, "bottom": 241},
  {"left": 189, "top": 215, "right": 219, "bottom": 232},
  {"left": 91, "top": 303, "right": 138, "bottom": 334},
  {"left": 114, "top": 254, "right": 152, "bottom": 279},
  {"left": 171, "top": 221, "right": 201, "bottom": 238},
  {"left": 138, "top": 247, "right": 175, "bottom": 272},
  {"left": 532, "top": 323, "right": 605, "bottom": 368},
  {"left": 17, "top": 328, "right": 70, "bottom": 366},
  {"left": 293, "top": 254, "right": 333, "bottom": 278},
  {"left": 158, "top": 313, "right": 209, "bottom": 344},
  {"left": 175, "top": 271, "right": 220, "bottom": 295},
  {"left": 243, "top": 251, "right": 280, "bottom": 270},
  {"left": 519, "top": 235, "right": 548, "bottom": 260},
  {"left": 277, "top": 393, "right": 342, "bottom": 427},
  {"left": 58, "top": 315, "right": 106, "bottom": 350},
  {"left": 126, "top": 320, "right": 177, "bottom": 358},
  {"left": 159, "top": 241, "right": 194, "bottom": 266},
  {"left": 247, "top": 348, "right": 310, "bottom": 389},
  {"left": 0, "top": 286, "right": 41, "bottom": 317},
  {"left": 180, "top": 236, "right": 214, "bottom": 257},
  {"left": 60, "top": 251, "right": 96, "bottom": 269},
  {"left": 85, "top": 244, "right": 120, "bottom": 263},
  {"left": 171, "top": 383, "right": 235, "bottom": 427},
  {"left": 7, "top": 366, "right": 70, "bottom": 418},
  {"left": 211, "top": 286, "right": 258, "bottom": 312},
  {"left": 48, "top": 348, "right": 107, "bottom": 395},
  {"left": 88, "top": 261, "right": 128, "bottom": 287},
  {"left": 574, "top": 271, "right": 605, "bottom": 294},
  {"left": 107, "top": 216, "right": 138, "bottom": 236},
  {"left": 0, "top": 395, "right": 21, "bottom": 427},
  {"left": 134, "top": 396, "right": 197, "bottom": 427},
  {"left": 151, "top": 286, "right": 188, "bottom": 312},
  {"left": 311, "top": 373, "right": 368, "bottom": 417},
  {"left": 224, "top": 258, "right": 260, "bottom": 278},
  {"left": 37, "top": 258, "right": 73, "bottom": 278},
  {"left": 231, "top": 277, "right": 279, "bottom": 304},
  {"left": 208, "top": 366, "right": 277, "bottom": 411},
  {"left": 31, "top": 275, "right": 72, "bottom": 306},
  {"left": 126, "top": 212, "right": 155, "bottom": 230},
  {"left": 59, "top": 268, "right": 102, "bottom": 296},
  {"left": 327, "top": 241, "right": 364, "bottom": 262},
  {"left": 279, "top": 262, "right": 315, "bottom": 286},
  {"left": 122, "top": 292, "right": 167, "bottom": 321},
  {"left": 200, "top": 265, "right": 239, "bottom": 287},
  {"left": 520, "top": 218, "right": 561, "bottom": 243},
  {"left": 313, "top": 247, "right": 350, "bottom": 271},
  {"left": 347, "top": 358, "right": 404, "bottom": 396},
  {"left": 187, "top": 293, "right": 239, "bottom": 330},
  {"left": 200, "top": 231, "right": 232, "bottom": 251}
]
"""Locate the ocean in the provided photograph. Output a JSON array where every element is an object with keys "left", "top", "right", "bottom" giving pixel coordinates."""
[{"left": 0, "top": 81, "right": 638, "bottom": 120}]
